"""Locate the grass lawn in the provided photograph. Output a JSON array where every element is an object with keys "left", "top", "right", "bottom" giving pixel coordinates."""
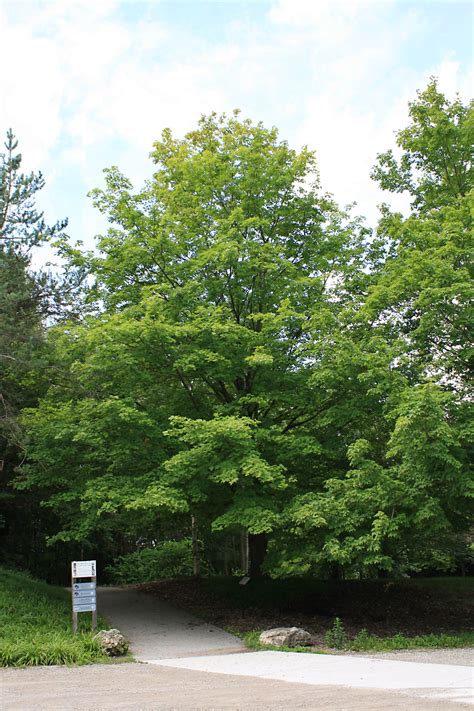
[
  {"left": 141, "top": 576, "right": 474, "bottom": 653},
  {"left": 240, "top": 627, "right": 474, "bottom": 653},
  {"left": 0, "top": 567, "right": 109, "bottom": 667}
]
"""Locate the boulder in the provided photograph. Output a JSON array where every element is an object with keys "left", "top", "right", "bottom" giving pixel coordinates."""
[
  {"left": 259, "top": 627, "right": 312, "bottom": 647},
  {"left": 94, "top": 628, "right": 129, "bottom": 656}
]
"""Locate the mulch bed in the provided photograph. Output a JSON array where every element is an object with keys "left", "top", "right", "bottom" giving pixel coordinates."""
[{"left": 138, "top": 577, "right": 473, "bottom": 643}]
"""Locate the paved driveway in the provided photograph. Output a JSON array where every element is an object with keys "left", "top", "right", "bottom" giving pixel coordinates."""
[
  {"left": 2, "top": 662, "right": 471, "bottom": 710},
  {"left": 154, "top": 650, "right": 473, "bottom": 707}
]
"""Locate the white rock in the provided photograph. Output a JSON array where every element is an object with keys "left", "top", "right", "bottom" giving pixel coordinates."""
[
  {"left": 259, "top": 627, "right": 312, "bottom": 647},
  {"left": 94, "top": 628, "right": 129, "bottom": 656}
]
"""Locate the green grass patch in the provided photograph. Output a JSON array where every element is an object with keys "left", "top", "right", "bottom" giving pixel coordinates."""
[
  {"left": 347, "top": 629, "right": 474, "bottom": 652},
  {"left": 238, "top": 626, "right": 474, "bottom": 654},
  {"left": 0, "top": 567, "right": 108, "bottom": 667}
]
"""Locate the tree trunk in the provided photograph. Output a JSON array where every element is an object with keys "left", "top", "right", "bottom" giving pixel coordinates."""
[
  {"left": 248, "top": 532, "right": 267, "bottom": 577},
  {"left": 191, "top": 515, "right": 201, "bottom": 577},
  {"left": 223, "top": 544, "right": 229, "bottom": 577},
  {"left": 240, "top": 529, "right": 249, "bottom": 574}
]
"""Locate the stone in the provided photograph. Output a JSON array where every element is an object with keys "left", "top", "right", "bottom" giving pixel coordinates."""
[
  {"left": 94, "top": 628, "right": 129, "bottom": 656},
  {"left": 259, "top": 627, "right": 312, "bottom": 647}
]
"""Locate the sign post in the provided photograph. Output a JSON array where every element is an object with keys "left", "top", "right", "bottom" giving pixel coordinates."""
[{"left": 71, "top": 560, "right": 97, "bottom": 633}]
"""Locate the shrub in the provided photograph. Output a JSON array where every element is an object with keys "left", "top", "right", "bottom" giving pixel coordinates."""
[
  {"left": 105, "top": 539, "right": 196, "bottom": 584},
  {"left": 324, "top": 617, "right": 348, "bottom": 649}
]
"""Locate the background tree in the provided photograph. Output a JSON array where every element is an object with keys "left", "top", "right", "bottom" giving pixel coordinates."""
[
  {"left": 0, "top": 130, "right": 69, "bottom": 578},
  {"left": 371, "top": 79, "right": 473, "bottom": 212},
  {"left": 282, "top": 82, "right": 473, "bottom": 576}
]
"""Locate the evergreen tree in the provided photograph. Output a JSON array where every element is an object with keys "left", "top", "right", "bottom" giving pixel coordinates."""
[{"left": 0, "top": 130, "right": 68, "bottom": 576}]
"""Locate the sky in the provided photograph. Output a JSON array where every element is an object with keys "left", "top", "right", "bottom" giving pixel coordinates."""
[{"left": 0, "top": 0, "right": 472, "bottom": 266}]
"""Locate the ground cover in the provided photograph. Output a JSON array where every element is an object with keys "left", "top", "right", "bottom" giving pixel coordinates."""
[
  {"left": 140, "top": 576, "right": 474, "bottom": 652},
  {"left": 0, "top": 567, "right": 107, "bottom": 666}
]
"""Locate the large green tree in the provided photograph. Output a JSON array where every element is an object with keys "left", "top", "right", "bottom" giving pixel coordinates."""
[{"left": 21, "top": 113, "right": 367, "bottom": 575}]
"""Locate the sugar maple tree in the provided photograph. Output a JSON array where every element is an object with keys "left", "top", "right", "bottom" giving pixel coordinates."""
[{"left": 20, "top": 112, "right": 366, "bottom": 574}]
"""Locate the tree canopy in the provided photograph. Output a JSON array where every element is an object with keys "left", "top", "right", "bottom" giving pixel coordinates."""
[{"left": 3, "top": 82, "right": 473, "bottom": 581}]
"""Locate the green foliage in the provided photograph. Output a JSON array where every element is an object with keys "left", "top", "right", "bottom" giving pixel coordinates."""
[
  {"left": 362, "top": 193, "right": 473, "bottom": 392},
  {"left": 324, "top": 617, "right": 348, "bottom": 649},
  {"left": 274, "top": 82, "right": 473, "bottom": 576},
  {"left": 19, "top": 111, "right": 366, "bottom": 568},
  {"left": 12, "top": 83, "right": 474, "bottom": 579},
  {"left": 284, "top": 384, "right": 472, "bottom": 575},
  {"left": 348, "top": 630, "right": 474, "bottom": 652},
  {"left": 241, "top": 628, "right": 474, "bottom": 653},
  {"left": 0, "top": 567, "right": 106, "bottom": 666},
  {"left": 0, "top": 131, "right": 71, "bottom": 578},
  {"left": 371, "top": 79, "right": 473, "bottom": 211},
  {"left": 0, "top": 129, "right": 66, "bottom": 246},
  {"left": 164, "top": 416, "right": 287, "bottom": 535},
  {"left": 105, "top": 540, "right": 196, "bottom": 583}
]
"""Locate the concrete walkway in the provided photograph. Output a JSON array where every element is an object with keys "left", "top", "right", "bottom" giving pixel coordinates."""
[
  {"left": 98, "top": 586, "right": 245, "bottom": 660},
  {"left": 154, "top": 650, "right": 473, "bottom": 706}
]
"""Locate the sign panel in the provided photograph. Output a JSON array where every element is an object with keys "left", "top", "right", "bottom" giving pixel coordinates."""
[
  {"left": 73, "top": 602, "right": 97, "bottom": 612},
  {"left": 73, "top": 582, "right": 96, "bottom": 591},
  {"left": 71, "top": 560, "right": 96, "bottom": 578},
  {"left": 73, "top": 590, "right": 96, "bottom": 600},
  {"left": 71, "top": 560, "right": 98, "bottom": 633}
]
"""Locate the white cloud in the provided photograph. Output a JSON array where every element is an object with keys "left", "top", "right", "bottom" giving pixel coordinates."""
[
  {"left": 296, "top": 56, "right": 472, "bottom": 226},
  {"left": 1, "top": 0, "right": 472, "bottom": 263},
  {"left": 269, "top": 0, "right": 393, "bottom": 27}
]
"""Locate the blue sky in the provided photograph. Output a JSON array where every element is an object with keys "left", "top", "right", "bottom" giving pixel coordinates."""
[{"left": 0, "top": 0, "right": 472, "bottom": 266}]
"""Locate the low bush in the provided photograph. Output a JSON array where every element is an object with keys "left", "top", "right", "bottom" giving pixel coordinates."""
[
  {"left": 106, "top": 539, "right": 196, "bottom": 584},
  {"left": 324, "top": 617, "right": 348, "bottom": 649}
]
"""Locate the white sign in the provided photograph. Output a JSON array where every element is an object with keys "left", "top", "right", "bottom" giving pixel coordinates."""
[
  {"left": 71, "top": 560, "right": 96, "bottom": 578},
  {"left": 71, "top": 561, "right": 98, "bottom": 633},
  {"left": 73, "top": 582, "right": 96, "bottom": 591},
  {"left": 73, "top": 602, "right": 97, "bottom": 612},
  {"left": 73, "top": 590, "right": 96, "bottom": 600}
]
